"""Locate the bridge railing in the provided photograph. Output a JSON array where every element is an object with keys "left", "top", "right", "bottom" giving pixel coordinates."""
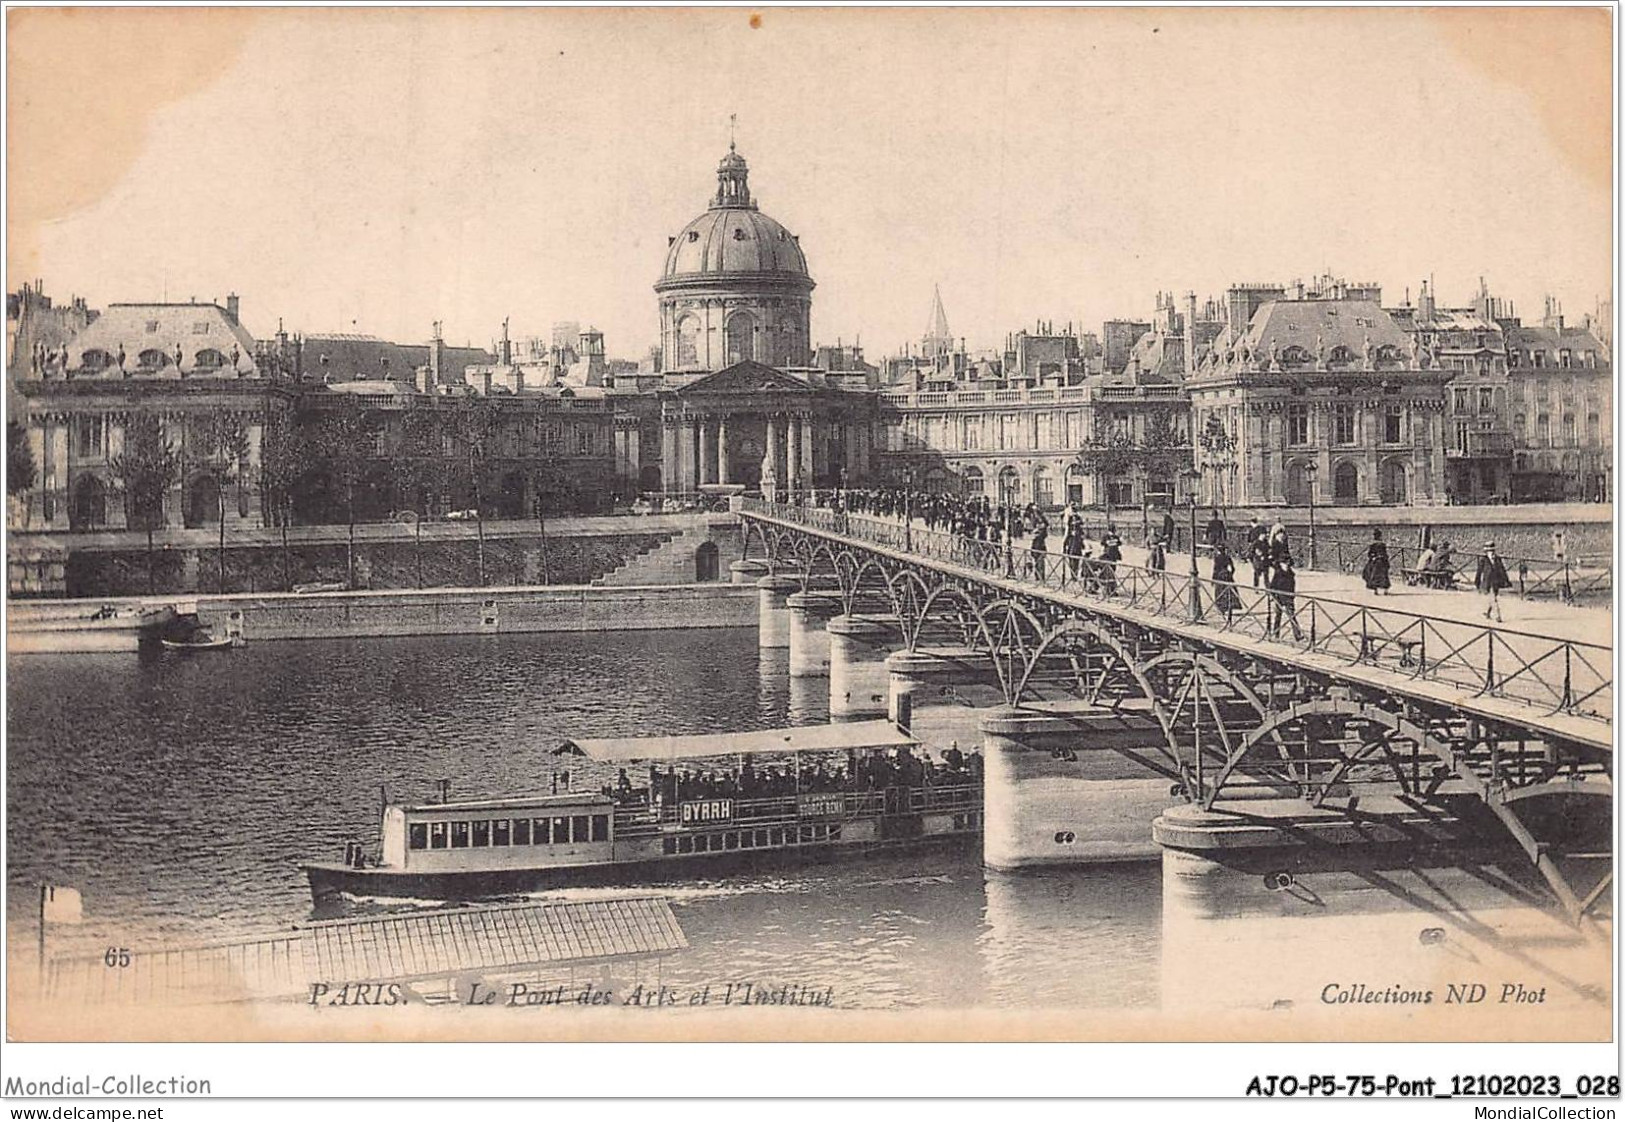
[
  {"left": 742, "top": 498, "right": 1613, "bottom": 724},
  {"left": 1309, "top": 532, "right": 1611, "bottom": 602}
]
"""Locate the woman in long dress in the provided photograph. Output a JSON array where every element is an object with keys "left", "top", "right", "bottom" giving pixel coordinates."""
[
  {"left": 1210, "top": 542, "right": 1242, "bottom": 620},
  {"left": 1361, "top": 528, "right": 1391, "bottom": 594}
]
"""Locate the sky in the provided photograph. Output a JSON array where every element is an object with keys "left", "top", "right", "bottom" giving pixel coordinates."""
[{"left": 8, "top": 7, "right": 1614, "bottom": 361}]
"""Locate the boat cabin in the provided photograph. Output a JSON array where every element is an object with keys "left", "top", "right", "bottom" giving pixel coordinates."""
[{"left": 382, "top": 793, "right": 614, "bottom": 874}]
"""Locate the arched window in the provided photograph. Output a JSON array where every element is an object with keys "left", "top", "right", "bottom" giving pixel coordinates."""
[
  {"left": 997, "top": 466, "right": 1021, "bottom": 506},
  {"left": 137, "top": 349, "right": 168, "bottom": 369},
  {"left": 675, "top": 315, "right": 701, "bottom": 368},
  {"left": 725, "top": 312, "right": 755, "bottom": 365},
  {"left": 694, "top": 541, "right": 720, "bottom": 582},
  {"left": 69, "top": 475, "right": 107, "bottom": 530},
  {"left": 194, "top": 348, "right": 228, "bottom": 370},
  {"left": 1033, "top": 467, "right": 1054, "bottom": 508},
  {"left": 1333, "top": 461, "right": 1358, "bottom": 504},
  {"left": 1328, "top": 346, "right": 1354, "bottom": 365},
  {"left": 1281, "top": 345, "right": 1312, "bottom": 366},
  {"left": 186, "top": 474, "right": 222, "bottom": 528},
  {"left": 498, "top": 471, "right": 527, "bottom": 518},
  {"left": 1284, "top": 461, "right": 1312, "bottom": 506},
  {"left": 961, "top": 466, "right": 985, "bottom": 494},
  {"left": 1379, "top": 460, "right": 1407, "bottom": 505},
  {"left": 80, "top": 349, "right": 114, "bottom": 372}
]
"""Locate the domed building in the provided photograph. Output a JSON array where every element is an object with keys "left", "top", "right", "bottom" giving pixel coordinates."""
[
  {"left": 600, "top": 144, "right": 880, "bottom": 501},
  {"left": 656, "top": 145, "right": 814, "bottom": 371}
]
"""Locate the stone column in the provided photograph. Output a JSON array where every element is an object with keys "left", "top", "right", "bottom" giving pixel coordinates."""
[
  {"left": 662, "top": 417, "right": 678, "bottom": 496},
  {"left": 756, "top": 573, "right": 800, "bottom": 649},
  {"left": 786, "top": 591, "right": 841, "bottom": 677},
  {"left": 698, "top": 416, "right": 714, "bottom": 486},
  {"left": 785, "top": 414, "right": 801, "bottom": 492},
  {"left": 681, "top": 417, "right": 699, "bottom": 493},
  {"left": 717, "top": 414, "right": 731, "bottom": 485},
  {"left": 763, "top": 414, "right": 780, "bottom": 501},
  {"left": 844, "top": 420, "right": 859, "bottom": 481},
  {"left": 800, "top": 414, "right": 815, "bottom": 486},
  {"left": 626, "top": 422, "right": 641, "bottom": 486},
  {"left": 857, "top": 420, "right": 873, "bottom": 480},
  {"left": 826, "top": 615, "right": 891, "bottom": 720}
]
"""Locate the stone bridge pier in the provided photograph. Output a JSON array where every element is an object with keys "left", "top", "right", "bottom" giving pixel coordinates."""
[
  {"left": 755, "top": 572, "right": 801, "bottom": 649},
  {"left": 786, "top": 591, "right": 842, "bottom": 678},
  {"left": 825, "top": 615, "right": 893, "bottom": 721},
  {"left": 980, "top": 703, "right": 1178, "bottom": 871}
]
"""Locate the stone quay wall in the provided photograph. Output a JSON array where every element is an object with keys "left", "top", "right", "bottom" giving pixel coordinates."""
[
  {"left": 195, "top": 583, "right": 758, "bottom": 642},
  {"left": 8, "top": 514, "right": 748, "bottom": 599}
]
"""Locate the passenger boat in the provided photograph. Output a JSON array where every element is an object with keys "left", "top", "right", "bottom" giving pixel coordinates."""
[
  {"left": 303, "top": 719, "right": 983, "bottom": 903},
  {"left": 7, "top": 601, "right": 177, "bottom": 654}
]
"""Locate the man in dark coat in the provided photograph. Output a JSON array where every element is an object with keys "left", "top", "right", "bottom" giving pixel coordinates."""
[
  {"left": 1474, "top": 541, "right": 1511, "bottom": 622},
  {"left": 1268, "top": 556, "right": 1304, "bottom": 640}
]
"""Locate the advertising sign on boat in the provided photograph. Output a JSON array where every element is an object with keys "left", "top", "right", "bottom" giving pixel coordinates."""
[
  {"left": 679, "top": 799, "right": 733, "bottom": 825},
  {"left": 798, "top": 793, "right": 846, "bottom": 818}
]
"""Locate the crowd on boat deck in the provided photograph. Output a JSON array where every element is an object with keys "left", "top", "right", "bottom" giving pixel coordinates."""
[{"left": 608, "top": 745, "right": 982, "bottom": 807}]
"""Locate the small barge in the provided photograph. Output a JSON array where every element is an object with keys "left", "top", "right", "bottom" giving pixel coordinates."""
[{"left": 304, "top": 720, "right": 982, "bottom": 903}]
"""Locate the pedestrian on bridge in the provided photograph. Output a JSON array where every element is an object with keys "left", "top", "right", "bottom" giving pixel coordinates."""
[
  {"left": 1210, "top": 542, "right": 1241, "bottom": 622},
  {"left": 1474, "top": 541, "right": 1511, "bottom": 623},
  {"left": 1267, "top": 556, "right": 1304, "bottom": 640},
  {"left": 1361, "top": 528, "right": 1391, "bottom": 594}
]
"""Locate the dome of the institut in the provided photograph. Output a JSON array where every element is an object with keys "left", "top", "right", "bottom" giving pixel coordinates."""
[
  {"left": 657, "top": 145, "right": 815, "bottom": 371},
  {"left": 660, "top": 148, "right": 812, "bottom": 281}
]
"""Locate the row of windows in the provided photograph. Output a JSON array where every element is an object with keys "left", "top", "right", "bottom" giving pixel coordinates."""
[
  {"left": 1512, "top": 414, "right": 1604, "bottom": 446},
  {"left": 1508, "top": 348, "right": 1598, "bottom": 370},
  {"left": 1284, "top": 405, "right": 1406, "bottom": 447},
  {"left": 407, "top": 813, "right": 609, "bottom": 851},
  {"left": 660, "top": 824, "right": 842, "bottom": 855}
]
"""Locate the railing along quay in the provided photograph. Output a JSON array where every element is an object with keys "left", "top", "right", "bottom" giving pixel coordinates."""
[{"left": 741, "top": 498, "right": 1612, "bottom": 736}]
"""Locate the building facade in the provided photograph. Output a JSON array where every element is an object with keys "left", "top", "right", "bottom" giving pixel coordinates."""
[
  {"left": 1186, "top": 285, "right": 1451, "bottom": 508},
  {"left": 1504, "top": 302, "right": 1611, "bottom": 503}
]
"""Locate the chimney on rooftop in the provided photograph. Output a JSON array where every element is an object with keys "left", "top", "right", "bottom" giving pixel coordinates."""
[
  {"left": 1183, "top": 292, "right": 1197, "bottom": 376},
  {"left": 226, "top": 293, "right": 240, "bottom": 325}
]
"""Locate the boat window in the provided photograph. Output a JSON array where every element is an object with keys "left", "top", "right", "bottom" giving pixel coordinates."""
[
  {"left": 493, "top": 819, "right": 511, "bottom": 846},
  {"left": 663, "top": 837, "right": 677, "bottom": 855},
  {"left": 799, "top": 826, "right": 814, "bottom": 843},
  {"left": 678, "top": 835, "right": 694, "bottom": 854},
  {"left": 571, "top": 815, "right": 589, "bottom": 843},
  {"left": 429, "top": 822, "right": 448, "bottom": 849},
  {"left": 408, "top": 823, "right": 428, "bottom": 850},
  {"left": 590, "top": 814, "right": 609, "bottom": 842},
  {"left": 533, "top": 818, "right": 551, "bottom": 845},
  {"left": 512, "top": 819, "right": 531, "bottom": 846},
  {"left": 552, "top": 817, "right": 569, "bottom": 844},
  {"left": 450, "top": 821, "right": 470, "bottom": 848},
  {"left": 829, "top": 826, "right": 842, "bottom": 841},
  {"left": 771, "top": 829, "right": 784, "bottom": 846},
  {"left": 755, "top": 830, "right": 769, "bottom": 847},
  {"left": 740, "top": 831, "right": 754, "bottom": 849},
  {"left": 472, "top": 820, "right": 490, "bottom": 847},
  {"left": 724, "top": 831, "right": 739, "bottom": 850}
]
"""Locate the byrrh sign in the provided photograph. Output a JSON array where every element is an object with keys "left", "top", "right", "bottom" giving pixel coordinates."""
[{"left": 680, "top": 799, "right": 733, "bottom": 825}]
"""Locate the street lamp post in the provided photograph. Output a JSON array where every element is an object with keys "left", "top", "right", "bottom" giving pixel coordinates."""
[
  {"left": 1181, "top": 466, "right": 1203, "bottom": 619},
  {"left": 1304, "top": 461, "right": 1319, "bottom": 569}
]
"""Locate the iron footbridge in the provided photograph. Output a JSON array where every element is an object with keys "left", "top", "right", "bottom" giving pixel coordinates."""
[{"left": 738, "top": 498, "right": 1613, "bottom": 927}]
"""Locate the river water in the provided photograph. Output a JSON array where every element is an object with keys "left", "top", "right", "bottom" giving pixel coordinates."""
[{"left": 7, "top": 629, "right": 1161, "bottom": 1010}]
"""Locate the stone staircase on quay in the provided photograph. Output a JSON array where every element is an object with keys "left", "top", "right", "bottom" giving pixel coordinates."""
[{"left": 592, "top": 528, "right": 698, "bottom": 587}]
